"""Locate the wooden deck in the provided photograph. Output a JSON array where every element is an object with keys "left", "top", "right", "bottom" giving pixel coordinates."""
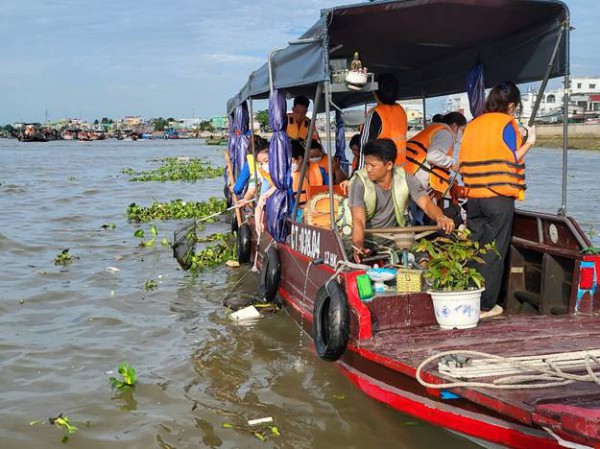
[{"left": 360, "top": 314, "right": 600, "bottom": 443}]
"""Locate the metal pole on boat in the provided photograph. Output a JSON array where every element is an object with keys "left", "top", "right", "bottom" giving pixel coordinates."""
[
  {"left": 292, "top": 82, "right": 323, "bottom": 221},
  {"left": 422, "top": 97, "right": 427, "bottom": 127},
  {"left": 527, "top": 24, "right": 565, "bottom": 127},
  {"left": 324, "top": 79, "right": 336, "bottom": 231},
  {"left": 560, "top": 21, "right": 571, "bottom": 216}
]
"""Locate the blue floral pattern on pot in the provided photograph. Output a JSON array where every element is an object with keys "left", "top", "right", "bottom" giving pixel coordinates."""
[
  {"left": 454, "top": 304, "right": 479, "bottom": 318},
  {"left": 436, "top": 305, "right": 451, "bottom": 319}
]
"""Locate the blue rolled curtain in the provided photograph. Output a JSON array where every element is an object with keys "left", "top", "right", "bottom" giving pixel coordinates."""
[
  {"left": 232, "top": 102, "right": 249, "bottom": 178},
  {"left": 265, "top": 89, "right": 292, "bottom": 242},
  {"left": 467, "top": 63, "right": 486, "bottom": 118},
  {"left": 335, "top": 109, "right": 348, "bottom": 174}
]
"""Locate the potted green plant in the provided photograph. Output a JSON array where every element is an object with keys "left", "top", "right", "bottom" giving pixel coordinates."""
[{"left": 414, "top": 229, "right": 498, "bottom": 329}]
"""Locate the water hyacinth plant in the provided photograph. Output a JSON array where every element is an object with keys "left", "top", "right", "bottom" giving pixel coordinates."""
[
  {"left": 189, "top": 233, "right": 236, "bottom": 271},
  {"left": 54, "top": 249, "right": 73, "bottom": 266},
  {"left": 30, "top": 413, "right": 88, "bottom": 444},
  {"left": 127, "top": 198, "right": 228, "bottom": 222},
  {"left": 121, "top": 157, "right": 224, "bottom": 182},
  {"left": 109, "top": 362, "right": 137, "bottom": 390}
]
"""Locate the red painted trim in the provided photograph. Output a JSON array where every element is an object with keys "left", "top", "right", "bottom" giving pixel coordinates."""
[
  {"left": 340, "top": 271, "right": 373, "bottom": 340},
  {"left": 337, "top": 363, "right": 562, "bottom": 449},
  {"left": 346, "top": 343, "right": 534, "bottom": 425}
]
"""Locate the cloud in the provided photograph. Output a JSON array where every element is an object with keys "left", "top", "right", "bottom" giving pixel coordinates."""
[{"left": 0, "top": 0, "right": 597, "bottom": 123}]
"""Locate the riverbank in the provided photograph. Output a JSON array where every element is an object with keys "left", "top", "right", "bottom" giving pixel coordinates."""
[{"left": 536, "top": 135, "right": 600, "bottom": 150}]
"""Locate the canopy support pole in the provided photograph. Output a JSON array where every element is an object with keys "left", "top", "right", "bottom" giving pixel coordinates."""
[
  {"left": 560, "top": 22, "right": 571, "bottom": 216},
  {"left": 528, "top": 25, "right": 565, "bottom": 127},
  {"left": 422, "top": 97, "right": 427, "bottom": 127},
  {"left": 292, "top": 82, "right": 323, "bottom": 221},
  {"left": 324, "top": 80, "right": 336, "bottom": 231}
]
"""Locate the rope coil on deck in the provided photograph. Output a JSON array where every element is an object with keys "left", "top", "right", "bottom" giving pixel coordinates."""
[{"left": 416, "top": 349, "right": 600, "bottom": 390}]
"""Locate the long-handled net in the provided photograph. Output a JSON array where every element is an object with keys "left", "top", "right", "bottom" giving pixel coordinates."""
[
  {"left": 172, "top": 220, "right": 197, "bottom": 270},
  {"left": 171, "top": 199, "right": 256, "bottom": 270}
]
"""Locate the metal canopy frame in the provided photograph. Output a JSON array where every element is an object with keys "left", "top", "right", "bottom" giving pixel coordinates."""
[{"left": 235, "top": 0, "right": 572, "bottom": 227}]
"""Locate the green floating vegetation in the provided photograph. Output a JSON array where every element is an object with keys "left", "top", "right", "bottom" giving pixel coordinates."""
[
  {"left": 189, "top": 232, "right": 235, "bottom": 271},
  {"left": 221, "top": 421, "right": 280, "bottom": 443},
  {"left": 30, "top": 413, "right": 88, "bottom": 444},
  {"left": 54, "top": 249, "right": 73, "bottom": 266},
  {"left": 109, "top": 362, "right": 137, "bottom": 390},
  {"left": 144, "top": 279, "right": 157, "bottom": 290},
  {"left": 121, "top": 157, "right": 224, "bottom": 182},
  {"left": 127, "top": 197, "right": 228, "bottom": 222}
]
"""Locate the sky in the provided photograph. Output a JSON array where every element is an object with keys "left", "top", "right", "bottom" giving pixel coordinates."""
[{"left": 1, "top": 0, "right": 599, "bottom": 124}]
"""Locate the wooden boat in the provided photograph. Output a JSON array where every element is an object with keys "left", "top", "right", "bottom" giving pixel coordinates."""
[
  {"left": 205, "top": 136, "right": 228, "bottom": 146},
  {"left": 226, "top": 1, "right": 600, "bottom": 447},
  {"left": 18, "top": 124, "right": 47, "bottom": 142}
]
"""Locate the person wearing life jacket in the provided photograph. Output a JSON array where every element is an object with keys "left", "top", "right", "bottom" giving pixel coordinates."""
[
  {"left": 405, "top": 112, "right": 466, "bottom": 225},
  {"left": 234, "top": 138, "right": 272, "bottom": 207},
  {"left": 290, "top": 139, "right": 328, "bottom": 205},
  {"left": 287, "top": 95, "right": 320, "bottom": 142},
  {"left": 347, "top": 139, "right": 454, "bottom": 263},
  {"left": 458, "top": 81, "right": 536, "bottom": 319},
  {"left": 358, "top": 73, "right": 408, "bottom": 168},
  {"left": 233, "top": 135, "right": 269, "bottom": 201},
  {"left": 308, "top": 140, "right": 347, "bottom": 184}
]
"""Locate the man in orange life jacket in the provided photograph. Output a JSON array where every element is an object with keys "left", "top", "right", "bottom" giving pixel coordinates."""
[
  {"left": 287, "top": 95, "right": 320, "bottom": 142},
  {"left": 358, "top": 73, "right": 407, "bottom": 168},
  {"left": 404, "top": 111, "right": 466, "bottom": 225},
  {"left": 459, "top": 81, "right": 536, "bottom": 318}
]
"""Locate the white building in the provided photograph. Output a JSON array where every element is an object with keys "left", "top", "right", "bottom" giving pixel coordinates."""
[{"left": 440, "top": 76, "right": 600, "bottom": 123}]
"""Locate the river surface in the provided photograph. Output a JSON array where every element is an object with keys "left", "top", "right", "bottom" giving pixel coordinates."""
[{"left": 1, "top": 138, "right": 599, "bottom": 449}]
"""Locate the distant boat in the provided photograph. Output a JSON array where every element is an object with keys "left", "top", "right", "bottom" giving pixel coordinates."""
[
  {"left": 205, "top": 136, "right": 228, "bottom": 145},
  {"left": 18, "top": 124, "right": 47, "bottom": 142}
]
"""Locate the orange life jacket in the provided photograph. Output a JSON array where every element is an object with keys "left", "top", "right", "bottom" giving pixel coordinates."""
[
  {"left": 292, "top": 164, "right": 323, "bottom": 203},
  {"left": 371, "top": 104, "right": 408, "bottom": 165},
  {"left": 316, "top": 154, "right": 329, "bottom": 172},
  {"left": 287, "top": 113, "right": 318, "bottom": 141},
  {"left": 405, "top": 123, "right": 453, "bottom": 194},
  {"left": 459, "top": 113, "right": 526, "bottom": 199}
]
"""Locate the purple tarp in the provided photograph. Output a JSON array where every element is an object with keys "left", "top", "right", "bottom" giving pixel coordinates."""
[
  {"left": 232, "top": 102, "right": 250, "bottom": 178},
  {"left": 265, "top": 90, "right": 291, "bottom": 243},
  {"left": 467, "top": 64, "right": 486, "bottom": 118}
]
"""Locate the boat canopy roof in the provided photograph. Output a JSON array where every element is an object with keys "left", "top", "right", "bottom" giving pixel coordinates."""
[{"left": 227, "top": 0, "right": 569, "bottom": 114}]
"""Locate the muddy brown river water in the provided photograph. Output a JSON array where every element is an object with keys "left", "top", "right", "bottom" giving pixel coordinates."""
[{"left": 1, "top": 138, "right": 599, "bottom": 449}]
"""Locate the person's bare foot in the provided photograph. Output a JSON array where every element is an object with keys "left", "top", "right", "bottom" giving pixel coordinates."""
[{"left": 480, "top": 305, "right": 503, "bottom": 319}]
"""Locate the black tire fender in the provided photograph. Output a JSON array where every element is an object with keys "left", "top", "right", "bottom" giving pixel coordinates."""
[
  {"left": 230, "top": 213, "right": 239, "bottom": 234},
  {"left": 312, "top": 281, "right": 350, "bottom": 362},
  {"left": 236, "top": 223, "right": 252, "bottom": 265},
  {"left": 259, "top": 246, "right": 280, "bottom": 302}
]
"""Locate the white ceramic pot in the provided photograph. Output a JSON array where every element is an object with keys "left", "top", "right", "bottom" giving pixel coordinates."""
[{"left": 428, "top": 288, "right": 484, "bottom": 330}]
